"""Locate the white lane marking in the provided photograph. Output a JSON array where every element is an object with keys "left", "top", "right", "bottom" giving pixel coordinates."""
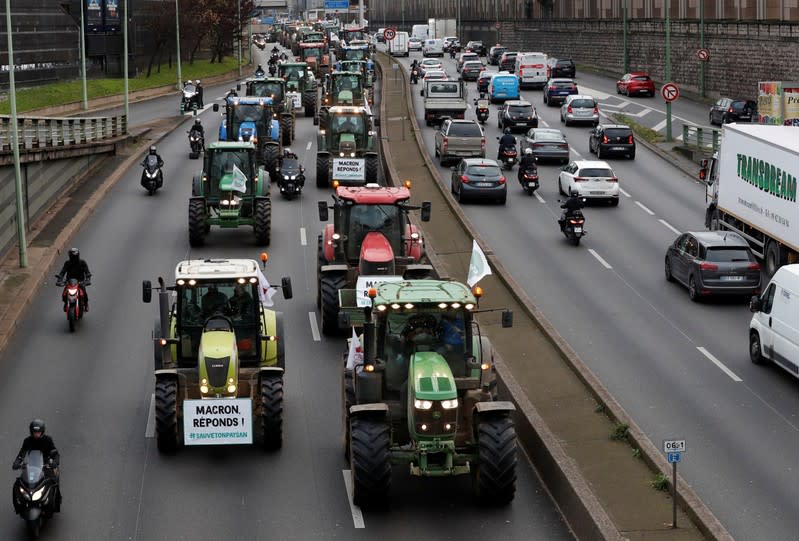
[
  {"left": 652, "top": 119, "right": 668, "bottom": 132},
  {"left": 588, "top": 249, "right": 613, "bottom": 269},
  {"left": 618, "top": 187, "right": 631, "bottom": 197},
  {"left": 306, "top": 140, "right": 312, "bottom": 151},
  {"left": 635, "top": 201, "right": 655, "bottom": 215},
  {"left": 571, "top": 85, "right": 612, "bottom": 101},
  {"left": 659, "top": 219, "right": 681, "bottom": 235},
  {"left": 300, "top": 227, "right": 307, "bottom": 246},
  {"left": 342, "top": 470, "right": 366, "bottom": 528},
  {"left": 539, "top": 119, "right": 549, "bottom": 128},
  {"left": 145, "top": 394, "right": 155, "bottom": 438},
  {"left": 697, "top": 347, "right": 743, "bottom": 382},
  {"left": 571, "top": 148, "right": 582, "bottom": 159},
  {"left": 309, "top": 312, "right": 321, "bottom": 342},
  {"left": 534, "top": 192, "right": 546, "bottom": 204},
  {"left": 467, "top": 103, "right": 472, "bottom": 110}
]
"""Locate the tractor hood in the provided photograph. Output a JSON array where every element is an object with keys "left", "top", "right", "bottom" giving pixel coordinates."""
[
  {"left": 338, "top": 90, "right": 354, "bottom": 105},
  {"left": 359, "top": 231, "right": 395, "bottom": 274},
  {"left": 237, "top": 122, "right": 257, "bottom": 141},
  {"left": 410, "top": 352, "right": 457, "bottom": 401},
  {"left": 199, "top": 329, "right": 239, "bottom": 393},
  {"left": 338, "top": 133, "right": 357, "bottom": 155}
]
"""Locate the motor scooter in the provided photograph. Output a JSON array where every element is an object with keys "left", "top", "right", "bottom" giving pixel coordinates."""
[{"left": 474, "top": 98, "right": 489, "bottom": 123}]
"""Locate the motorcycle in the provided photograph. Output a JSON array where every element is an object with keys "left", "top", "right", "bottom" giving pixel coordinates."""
[
  {"left": 13, "top": 450, "right": 60, "bottom": 538},
  {"left": 474, "top": 98, "right": 489, "bottom": 123},
  {"left": 498, "top": 146, "right": 518, "bottom": 171},
  {"left": 180, "top": 83, "right": 201, "bottom": 114},
  {"left": 55, "top": 276, "right": 88, "bottom": 332},
  {"left": 140, "top": 155, "right": 163, "bottom": 196},
  {"left": 559, "top": 209, "right": 586, "bottom": 246},
  {"left": 277, "top": 156, "right": 305, "bottom": 199},
  {"left": 519, "top": 167, "right": 539, "bottom": 195},
  {"left": 188, "top": 129, "right": 204, "bottom": 159},
  {"left": 410, "top": 68, "right": 419, "bottom": 85}
]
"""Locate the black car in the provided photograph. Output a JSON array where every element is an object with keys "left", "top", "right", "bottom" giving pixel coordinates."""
[
  {"left": 709, "top": 98, "right": 757, "bottom": 126},
  {"left": 499, "top": 52, "right": 518, "bottom": 72},
  {"left": 550, "top": 59, "right": 576, "bottom": 78},
  {"left": 665, "top": 231, "right": 761, "bottom": 301},
  {"left": 588, "top": 124, "right": 636, "bottom": 160},
  {"left": 465, "top": 41, "right": 486, "bottom": 56},
  {"left": 460, "top": 61, "right": 484, "bottom": 82},
  {"left": 498, "top": 100, "right": 539, "bottom": 132},
  {"left": 488, "top": 46, "right": 507, "bottom": 65}
]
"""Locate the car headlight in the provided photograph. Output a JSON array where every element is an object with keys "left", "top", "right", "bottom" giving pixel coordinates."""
[
  {"left": 441, "top": 398, "right": 458, "bottom": 409},
  {"left": 414, "top": 399, "right": 433, "bottom": 410},
  {"left": 31, "top": 486, "right": 45, "bottom": 502}
]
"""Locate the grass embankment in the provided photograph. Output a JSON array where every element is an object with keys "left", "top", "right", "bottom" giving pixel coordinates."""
[
  {"left": 0, "top": 57, "right": 242, "bottom": 114},
  {"left": 611, "top": 112, "right": 665, "bottom": 144}
]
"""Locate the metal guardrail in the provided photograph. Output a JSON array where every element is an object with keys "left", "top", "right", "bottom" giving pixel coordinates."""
[
  {"left": 682, "top": 124, "right": 720, "bottom": 153},
  {"left": 0, "top": 114, "right": 127, "bottom": 152}
]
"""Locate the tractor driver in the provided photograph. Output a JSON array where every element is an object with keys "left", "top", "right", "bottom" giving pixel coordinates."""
[
  {"left": 201, "top": 284, "right": 228, "bottom": 317},
  {"left": 229, "top": 284, "right": 254, "bottom": 319}
]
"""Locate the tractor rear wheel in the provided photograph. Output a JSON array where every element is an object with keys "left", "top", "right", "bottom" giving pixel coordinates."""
[
  {"left": 303, "top": 91, "right": 315, "bottom": 117},
  {"left": 316, "top": 154, "right": 330, "bottom": 188},
  {"left": 320, "top": 273, "right": 347, "bottom": 336},
  {"left": 155, "top": 377, "right": 179, "bottom": 453},
  {"left": 473, "top": 414, "right": 517, "bottom": 505},
  {"left": 318, "top": 108, "right": 329, "bottom": 129},
  {"left": 264, "top": 144, "right": 280, "bottom": 179},
  {"left": 261, "top": 374, "right": 283, "bottom": 450},
  {"left": 350, "top": 417, "right": 391, "bottom": 508},
  {"left": 254, "top": 198, "right": 272, "bottom": 246},
  {"left": 280, "top": 116, "right": 293, "bottom": 145},
  {"left": 316, "top": 235, "right": 325, "bottom": 308},
  {"left": 188, "top": 199, "right": 207, "bottom": 247},
  {"left": 342, "top": 369, "right": 355, "bottom": 458},
  {"left": 365, "top": 155, "right": 379, "bottom": 183}
]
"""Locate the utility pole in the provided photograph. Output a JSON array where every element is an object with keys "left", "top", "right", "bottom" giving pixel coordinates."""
[
  {"left": 175, "top": 0, "right": 182, "bottom": 89},
  {"left": 80, "top": 0, "right": 88, "bottom": 109},
  {"left": 699, "top": 0, "right": 705, "bottom": 97},
  {"left": 665, "top": 0, "right": 672, "bottom": 141},
  {"left": 4, "top": 0, "right": 28, "bottom": 267},
  {"left": 237, "top": 0, "right": 242, "bottom": 78},
  {"left": 359, "top": 0, "right": 364, "bottom": 28},
  {"left": 623, "top": 0, "right": 628, "bottom": 74}
]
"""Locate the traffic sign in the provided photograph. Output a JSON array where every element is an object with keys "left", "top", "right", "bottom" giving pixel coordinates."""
[
  {"left": 324, "top": 0, "right": 349, "bottom": 8},
  {"left": 663, "top": 439, "right": 686, "bottom": 453},
  {"left": 667, "top": 452, "right": 682, "bottom": 463},
  {"left": 661, "top": 82, "right": 680, "bottom": 103},
  {"left": 696, "top": 48, "right": 710, "bottom": 61},
  {"left": 383, "top": 28, "right": 397, "bottom": 41}
]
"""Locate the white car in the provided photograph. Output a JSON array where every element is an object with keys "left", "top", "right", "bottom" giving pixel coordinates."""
[
  {"left": 420, "top": 58, "right": 443, "bottom": 71},
  {"left": 408, "top": 37, "right": 423, "bottom": 51},
  {"left": 422, "top": 69, "right": 448, "bottom": 82},
  {"left": 558, "top": 160, "right": 619, "bottom": 205}
]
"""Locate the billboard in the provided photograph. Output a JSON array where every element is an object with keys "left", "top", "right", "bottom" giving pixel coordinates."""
[
  {"left": 86, "top": 0, "right": 104, "bottom": 32},
  {"left": 104, "top": 0, "right": 120, "bottom": 31},
  {"left": 758, "top": 81, "right": 799, "bottom": 126}
]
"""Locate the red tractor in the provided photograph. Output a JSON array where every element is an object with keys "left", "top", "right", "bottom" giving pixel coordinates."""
[{"left": 317, "top": 183, "right": 432, "bottom": 335}]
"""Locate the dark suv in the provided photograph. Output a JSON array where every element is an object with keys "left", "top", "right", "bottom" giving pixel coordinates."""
[
  {"left": 588, "top": 124, "right": 636, "bottom": 160},
  {"left": 550, "top": 59, "right": 576, "bottom": 78},
  {"left": 488, "top": 46, "right": 507, "bottom": 65},
  {"left": 497, "top": 100, "right": 539, "bottom": 132},
  {"left": 465, "top": 41, "right": 486, "bottom": 56},
  {"left": 499, "top": 52, "right": 518, "bottom": 72},
  {"left": 709, "top": 98, "right": 757, "bottom": 125}
]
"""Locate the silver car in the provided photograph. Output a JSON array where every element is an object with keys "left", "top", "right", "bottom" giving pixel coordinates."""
[
  {"left": 560, "top": 95, "right": 599, "bottom": 126},
  {"left": 521, "top": 128, "right": 570, "bottom": 164}
]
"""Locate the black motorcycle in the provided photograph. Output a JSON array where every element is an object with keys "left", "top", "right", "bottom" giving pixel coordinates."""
[
  {"left": 180, "top": 83, "right": 201, "bottom": 114},
  {"left": 474, "top": 98, "right": 489, "bottom": 123},
  {"left": 498, "top": 145, "right": 518, "bottom": 171},
  {"left": 278, "top": 156, "right": 305, "bottom": 200},
  {"left": 410, "top": 67, "right": 419, "bottom": 85},
  {"left": 140, "top": 155, "right": 163, "bottom": 196},
  {"left": 518, "top": 166, "right": 539, "bottom": 195},
  {"left": 188, "top": 129, "right": 204, "bottom": 159},
  {"left": 559, "top": 208, "right": 586, "bottom": 246},
  {"left": 13, "top": 450, "right": 60, "bottom": 538}
]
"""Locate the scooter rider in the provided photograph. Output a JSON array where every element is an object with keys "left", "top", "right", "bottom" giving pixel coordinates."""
[
  {"left": 13, "top": 419, "right": 62, "bottom": 513},
  {"left": 519, "top": 147, "right": 537, "bottom": 179},
  {"left": 56, "top": 248, "right": 92, "bottom": 311},
  {"left": 559, "top": 190, "right": 585, "bottom": 229},
  {"left": 190, "top": 118, "right": 205, "bottom": 151},
  {"left": 497, "top": 128, "right": 516, "bottom": 160}
]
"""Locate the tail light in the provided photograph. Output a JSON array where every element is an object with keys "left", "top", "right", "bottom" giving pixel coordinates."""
[
  {"left": 460, "top": 175, "right": 470, "bottom": 183},
  {"left": 559, "top": 143, "right": 569, "bottom": 149},
  {"left": 573, "top": 176, "right": 587, "bottom": 182},
  {"left": 567, "top": 105, "right": 573, "bottom": 113},
  {"left": 602, "top": 135, "right": 609, "bottom": 144},
  {"left": 608, "top": 177, "right": 618, "bottom": 183},
  {"left": 728, "top": 107, "right": 734, "bottom": 113},
  {"left": 498, "top": 176, "right": 506, "bottom": 184},
  {"left": 748, "top": 262, "right": 761, "bottom": 271},
  {"left": 442, "top": 136, "right": 448, "bottom": 151},
  {"left": 628, "top": 135, "right": 634, "bottom": 144},
  {"left": 699, "top": 262, "right": 718, "bottom": 271},
  {"left": 532, "top": 143, "right": 543, "bottom": 148},
  {"left": 481, "top": 138, "right": 486, "bottom": 152},
  {"left": 593, "top": 106, "right": 599, "bottom": 114}
]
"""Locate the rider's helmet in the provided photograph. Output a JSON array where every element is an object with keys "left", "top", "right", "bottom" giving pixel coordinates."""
[
  {"left": 195, "top": 80, "right": 201, "bottom": 86},
  {"left": 68, "top": 247, "right": 80, "bottom": 263},
  {"left": 524, "top": 148, "right": 533, "bottom": 155},
  {"left": 149, "top": 145, "right": 157, "bottom": 155},
  {"left": 29, "top": 419, "right": 45, "bottom": 437},
  {"left": 570, "top": 189, "right": 580, "bottom": 198},
  {"left": 504, "top": 127, "right": 511, "bottom": 134},
  {"left": 194, "top": 119, "right": 201, "bottom": 127}
]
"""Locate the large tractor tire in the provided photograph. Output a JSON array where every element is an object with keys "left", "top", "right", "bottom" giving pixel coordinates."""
[
  {"left": 473, "top": 414, "right": 517, "bottom": 505},
  {"left": 303, "top": 91, "right": 316, "bottom": 117},
  {"left": 254, "top": 198, "right": 272, "bottom": 246},
  {"left": 318, "top": 108, "right": 329, "bottom": 129},
  {"left": 264, "top": 144, "right": 280, "bottom": 179},
  {"left": 316, "top": 154, "right": 330, "bottom": 188},
  {"left": 261, "top": 373, "right": 283, "bottom": 450},
  {"left": 275, "top": 312, "right": 286, "bottom": 369},
  {"left": 316, "top": 234, "right": 326, "bottom": 308},
  {"left": 188, "top": 199, "right": 207, "bottom": 247},
  {"left": 155, "top": 377, "right": 179, "bottom": 453},
  {"left": 350, "top": 417, "right": 391, "bottom": 508},
  {"left": 342, "top": 369, "right": 355, "bottom": 458},
  {"left": 320, "top": 272, "right": 348, "bottom": 336},
  {"left": 365, "top": 155, "right": 379, "bottom": 183},
  {"left": 280, "top": 116, "right": 293, "bottom": 145}
]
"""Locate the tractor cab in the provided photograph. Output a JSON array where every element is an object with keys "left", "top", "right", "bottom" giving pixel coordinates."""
[
  {"left": 279, "top": 62, "right": 312, "bottom": 91},
  {"left": 203, "top": 144, "right": 257, "bottom": 199},
  {"left": 330, "top": 110, "right": 367, "bottom": 151},
  {"left": 331, "top": 72, "right": 363, "bottom": 104},
  {"left": 245, "top": 77, "right": 285, "bottom": 103},
  {"left": 341, "top": 45, "right": 369, "bottom": 62},
  {"left": 217, "top": 96, "right": 273, "bottom": 144},
  {"left": 340, "top": 60, "right": 372, "bottom": 86}
]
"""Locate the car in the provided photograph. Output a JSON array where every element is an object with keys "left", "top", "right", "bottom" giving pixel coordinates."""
[
  {"left": 450, "top": 158, "right": 507, "bottom": 204},
  {"left": 588, "top": 124, "right": 636, "bottom": 160},
  {"left": 408, "top": 37, "right": 423, "bottom": 51},
  {"left": 616, "top": 72, "right": 655, "bottom": 97},
  {"left": 460, "top": 60, "right": 484, "bottom": 81},
  {"left": 465, "top": 40, "right": 486, "bottom": 56},
  {"left": 709, "top": 98, "right": 757, "bottom": 125},
  {"left": 560, "top": 95, "right": 599, "bottom": 126},
  {"left": 543, "top": 78, "right": 578, "bottom": 106},
  {"left": 498, "top": 51, "right": 518, "bottom": 72},
  {"left": 442, "top": 36, "right": 458, "bottom": 52},
  {"left": 434, "top": 118, "right": 486, "bottom": 165},
  {"left": 420, "top": 58, "right": 443, "bottom": 72},
  {"left": 497, "top": 100, "right": 539, "bottom": 132},
  {"left": 665, "top": 231, "right": 761, "bottom": 301},
  {"left": 521, "top": 128, "right": 570, "bottom": 164},
  {"left": 456, "top": 52, "right": 479, "bottom": 72},
  {"left": 550, "top": 58, "right": 576, "bottom": 78},
  {"left": 422, "top": 70, "right": 448, "bottom": 82},
  {"left": 558, "top": 160, "right": 619, "bottom": 205},
  {"left": 488, "top": 45, "right": 507, "bottom": 65},
  {"left": 477, "top": 71, "right": 493, "bottom": 93},
  {"left": 750, "top": 264, "right": 799, "bottom": 372},
  {"left": 375, "top": 29, "right": 386, "bottom": 43}
]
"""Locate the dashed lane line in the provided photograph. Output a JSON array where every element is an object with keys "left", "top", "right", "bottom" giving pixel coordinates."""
[
  {"left": 588, "top": 249, "right": 613, "bottom": 269},
  {"left": 534, "top": 192, "right": 546, "bottom": 204},
  {"left": 659, "top": 219, "right": 681, "bottom": 235},
  {"left": 309, "top": 312, "right": 321, "bottom": 342},
  {"left": 342, "top": 470, "right": 366, "bottom": 528},
  {"left": 306, "top": 141, "right": 312, "bottom": 150},
  {"left": 300, "top": 227, "right": 307, "bottom": 246},
  {"left": 635, "top": 201, "right": 655, "bottom": 215},
  {"left": 145, "top": 394, "right": 155, "bottom": 438},
  {"left": 618, "top": 187, "right": 631, "bottom": 198},
  {"left": 698, "top": 347, "right": 743, "bottom": 382}
]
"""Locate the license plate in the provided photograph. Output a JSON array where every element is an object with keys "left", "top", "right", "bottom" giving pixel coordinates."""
[
  {"left": 611, "top": 147, "right": 625, "bottom": 150},
  {"left": 475, "top": 182, "right": 492, "bottom": 187},
  {"left": 721, "top": 275, "right": 745, "bottom": 281},
  {"left": 527, "top": 182, "right": 537, "bottom": 187},
  {"left": 589, "top": 190, "right": 603, "bottom": 194},
  {"left": 573, "top": 227, "right": 582, "bottom": 234}
]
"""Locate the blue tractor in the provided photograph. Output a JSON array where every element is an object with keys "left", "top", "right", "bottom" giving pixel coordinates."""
[{"left": 214, "top": 96, "right": 283, "bottom": 176}]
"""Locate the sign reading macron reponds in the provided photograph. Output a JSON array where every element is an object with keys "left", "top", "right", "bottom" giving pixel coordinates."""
[
  {"left": 183, "top": 398, "right": 253, "bottom": 445},
  {"left": 355, "top": 275, "right": 404, "bottom": 307},
  {"left": 333, "top": 158, "right": 366, "bottom": 181}
]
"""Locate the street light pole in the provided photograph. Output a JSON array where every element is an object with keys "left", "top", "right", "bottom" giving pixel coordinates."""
[
  {"left": 123, "top": 0, "right": 129, "bottom": 130},
  {"left": 456, "top": 0, "right": 460, "bottom": 45},
  {"left": 665, "top": 0, "right": 672, "bottom": 141},
  {"left": 494, "top": 0, "right": 499, "bottom": 44},
  {"left": 623, "top": 0, "right": 628, "bottom": 74},
  {"left": 4, "top": 0, "right": 28, "bottom": 267},
  {"left": 175, "top": 0, "right": 182, "bottom": 89},
  {"left": 699, "top": 0, "right": 705, "bottom": 97},
  {"left": 237, "top": 0, "right": 242, "bottom": 78},
  {"left": 79, "top": 0, "right": 88, "bottom": 109}
]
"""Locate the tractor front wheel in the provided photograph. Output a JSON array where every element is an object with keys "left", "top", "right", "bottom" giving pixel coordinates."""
[
  {"left": 155, "top": 377, "right": 179, "bottom": 453},
  {"left": 264, "top": 145, "right": 280, "bottom": 180},
  {"left": 280, "top": 116, "right": 293, "bottom": 145},
  {"left": 254, "top": 198, "right": 272, "bottom": 246},
  {"left": 303, "top": 91, "right": 316, "bottom": 117},
  {"left": 365, "top": 155, "right": 379, "bottom": 183},
  {"left": 316, "top": 154, "right": 330, "bottom": 188},
  {"left": 350, "top": 417, "right": 391, "bottom": 508},
  {"left": 318, "top": 108, "right": 329, "bottom": 129},
  {"left": 342, "top": 369, "right": 355, "bottom": 458},
  {"left": 316, "top": 235, "right": 325, "bottom": 308},
  {"left": 261, "top": 374, "right": 284, "bottom": 450},
  {"left": 320, "top": 272, "right": 347, "bottom": 336},
  {"left": 188, "top": 199, "right": 207, "bottom": 247},
  {"left": 473, "top": 414, "right": 517, "bottom": 505}
]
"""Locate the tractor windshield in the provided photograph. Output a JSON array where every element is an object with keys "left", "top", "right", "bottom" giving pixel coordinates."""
[
  {"left": 342, "top": 62, "right": 364, "bottom": 74},
  {"left": 344, "top": 204, "right": 401, "bottom": 260},
  {"left": 343, "top": 48, "right": 367, "bottom": 61},
  {"left": 207, "top": 149, "right": 254, "bottom": 192},
  {"left": 332, "top": 113, "right": 365, "bottom": 139},
  {"left": 303, "top": 47, "right": 322, "bottom": 58},
  {"left": 231, "top": 104, "right": 266, "bottom": 138},
  {"left": 248, "top": 81, "right": 283, "bottom": 102},
  {"left": 335, "top": 74, "right": 362, "bottom": 98},
  {"left": 281, "top": 65, "right": 305, "bottom": 81},
  {"left": 177, "top": 281, "right": 259, "bottom": 361}
]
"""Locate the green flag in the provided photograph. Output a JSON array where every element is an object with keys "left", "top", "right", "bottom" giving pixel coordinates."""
[
  {"left": 467, "top": 239, "right": 491, "bottom": 287},
  {"left": 231, "top": 164, "right": 248, "bottom": 193}
]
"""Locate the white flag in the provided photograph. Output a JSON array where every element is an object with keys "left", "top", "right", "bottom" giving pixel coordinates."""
[
  {"left": 467, "top": 239, "right": 492, "bottom": 287},
  {"left": 256, "top": 266, "right": 277, "bottom": 307},
  {"left": 231, "top": 164, "right": 248, "bottom": 193},
  {"left": 346, "top": 327, "right": 363, "bottom": 371}
]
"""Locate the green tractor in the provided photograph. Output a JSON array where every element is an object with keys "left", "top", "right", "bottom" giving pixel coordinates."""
[
  {"left": 189, "top": 142, "right": 272, "bottom": 247},
  {"left": 142, "top": 257, "right": 293, "bottom": 453},
  {"left": 243, "top": 77, "right": 295, "bottom": 146},
  {"left": 340, "top": 279, "right": 517, "bottom": 507},
  {"left": 319, "top": 71, "right": 370, "bottom": 127},
  {"left": 339, "top": 60, "right": 374, "bottom": 92},
  {"left": 316, "top": 106, "right": 379, "bottom": 188},
  {"left": 278, "top": 62, "right": 318, "bottom": 120}
]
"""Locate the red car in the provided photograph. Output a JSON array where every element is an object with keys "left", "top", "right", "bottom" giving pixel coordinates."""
[{"left": 616, "top": 72, "right": 655, "bottom": 97}]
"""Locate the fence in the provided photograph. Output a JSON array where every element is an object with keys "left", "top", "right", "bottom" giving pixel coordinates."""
[
  {"left": 681, "top": 124, "right": 720, "bottom": 154},
  {"left": 0, "top": 114, "right": 128, "bottom": 152}
]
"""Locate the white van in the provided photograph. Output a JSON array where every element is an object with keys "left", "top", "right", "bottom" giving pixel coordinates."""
[
  {"left": 750, "top": 264, "right": 799, "bottom": 375},
  {"left": 423, "top": 38, "right": 444, "bottom": 58},
  {"left": 514, "top": 52, "right": 548, "bottom": 89},
  {"left": 411, "top": 24, "right": 429, "bottom": 40},
  {"left": 388, "top": 31, "right": 409, "bottom": 57}
]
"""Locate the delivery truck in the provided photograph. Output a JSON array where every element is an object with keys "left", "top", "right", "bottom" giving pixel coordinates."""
[
  {"left": 427, "top": 18, "right": 456, "bottom": 39},
  {"left": 388, "top": 31, "right": 409, "bottom": 56},
  {"left": 702, "top": 124, "right": 799, "bottom": 277}
]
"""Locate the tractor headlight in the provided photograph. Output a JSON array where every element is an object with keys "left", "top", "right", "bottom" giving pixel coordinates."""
[
  {"left": 200, "top": 384, "right": 209, "bottom": 394},
  {"left": 227, "top": 384, "right": 237, "bottom": 394},
  {"left": 250, "top": 136, "right": 258, "bottom": 144},
  {"left": 339, "top": 152, "right": 344, "bottom": 157},
  {"left": 221, "top": 200, "right": 230, "bottom": 206},
  {"left": 238, "top": 136, "right": 244, "bottom": 142},
  {"left": 31, "top": 487, "right": 45, "bottom": 502},
  {"left": 414, "top": 399, "right": 433, "bottom": 410},
  {"left": 441, "top": 398, "right": 458, "bottom": 410},
  {"left": 349, "top": 152, "right": 355, "bottom": 157}
]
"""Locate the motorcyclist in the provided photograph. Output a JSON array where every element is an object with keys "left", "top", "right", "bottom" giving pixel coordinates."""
[
  {"left": 189, "top": 118, "right": 205, "bottom": 151},
  {"left": 143, "top": 145, "right": 164, "bottom": 168},
  {"left": 13, "top": 419, "right": 61, "bottom": 513},
  {"left": 271, "top": 46, "right": 279, "bottom": 54},
  {"left": 518, "top": 147, "right": 538, "bottom": 180},
  {"left": 56, "top": 247, "right": 91, "bottom": 311},
  {"left": 195, "top": 80, "right": 204, "bottom": 107},
  {"left": 255, "top": 64, "right": 266, "bottom": 77},
  {"left": 268, "top": 63, "right": 277, "bottom": 77},
  {"left": 559, "top": 190, "right": 585, "bottom": 229},
  {"left": 497, "top": 128, "right": 516, "bottom": 160},
  {"left": 225, "top": 87, "right": 238, "bottom": 99}
]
